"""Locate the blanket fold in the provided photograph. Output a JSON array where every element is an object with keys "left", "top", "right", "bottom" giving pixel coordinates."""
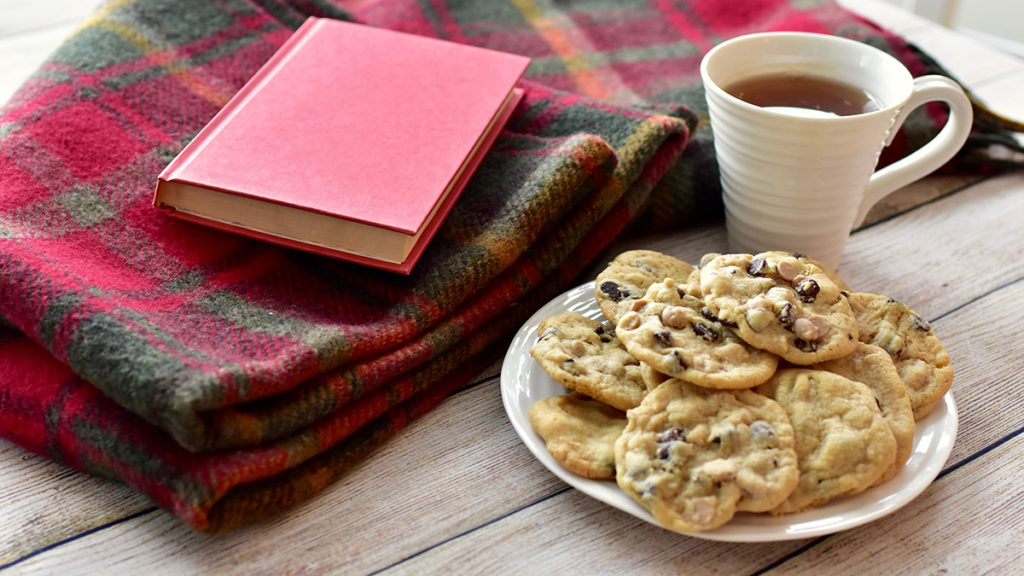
[{"left": 1, "top": 0, "right": 1019, "bottom": 532}]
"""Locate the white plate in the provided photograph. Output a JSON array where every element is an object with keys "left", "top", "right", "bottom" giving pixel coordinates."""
[{"left": 500, "top": 281, "right": 958, "bottom": 542}]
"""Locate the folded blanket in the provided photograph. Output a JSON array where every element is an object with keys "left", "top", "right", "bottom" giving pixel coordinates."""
[{"left": 0, "top": 0, "right": 1016, "bottom": 532}]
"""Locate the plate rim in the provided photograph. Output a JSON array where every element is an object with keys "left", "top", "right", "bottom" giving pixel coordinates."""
[{"left": 500, "top": 280, "right": 958, "bottom": 542}]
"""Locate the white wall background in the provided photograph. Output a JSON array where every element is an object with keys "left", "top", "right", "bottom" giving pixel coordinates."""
[{"left": 884, "top": 0, "right": 1024, "bottom": 53}]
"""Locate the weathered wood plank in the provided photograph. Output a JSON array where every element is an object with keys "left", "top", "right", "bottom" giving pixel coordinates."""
[
  {"left": 837, "top": 172, "right": 1024, "bottom": 319},
  {"left": 928, "top": 278, "right": 1024, "bottom": 462},
  {"left": 0, "top": 442, "right": 153, "bottom": 567},
  {"left": 384, "top": 488, "right": 812, "bottom": 576},
  {"left": 764, "top": 435, "right": 1024, "bottom": 575}
]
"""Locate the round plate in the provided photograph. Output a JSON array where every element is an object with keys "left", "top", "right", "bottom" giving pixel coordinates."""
[{"left": 500, "top": 281, "right": 958, "bottom": 542}]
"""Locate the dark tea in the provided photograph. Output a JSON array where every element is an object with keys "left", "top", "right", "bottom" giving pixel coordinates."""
[{"left": 725, "top": 72, "right": 880, "bottom": 116}]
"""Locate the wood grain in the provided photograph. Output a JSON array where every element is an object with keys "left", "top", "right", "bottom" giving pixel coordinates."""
[
  {"left": 0, "top": 443, "right": 153, "bottom": 566},
  {"left": 767, "top": 437, "right": 1024, "bottom": 575}
]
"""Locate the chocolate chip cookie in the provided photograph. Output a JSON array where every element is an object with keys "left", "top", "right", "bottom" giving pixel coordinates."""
[
  {"left": 847, "top": 292, "right": 953, "bottom": 420},
  {"left": 757, "top": 369, "right": 897, "bottom": 514},
  {"left": 595, "top": 250, "right": 695, "bottom": 325},
  {"left": 814, "top": 342, "right": 916, "bottom": 485},
  {"left": 615, "top": 379, "right": 799, "bottom": 531},
  {"left": 530, "top": 312, "right": 647, "bottom": 411},
  {"left": 699, "top": 252, "right": 859, "bottom": 365},
  {"left": 615, "top": 278, "right": 779, "bottom": 389},
  {"left": 529, "top": 392, "right": 627, "bottom": 480}
]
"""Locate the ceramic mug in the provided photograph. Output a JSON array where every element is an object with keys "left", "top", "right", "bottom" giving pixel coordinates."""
[{"left": 700, "top": 32, "right": 973, "bottom": 268}]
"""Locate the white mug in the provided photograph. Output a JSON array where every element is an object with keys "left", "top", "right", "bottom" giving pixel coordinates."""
[{"left": 700, "top": 32, "right": 973, "bottom": 268}]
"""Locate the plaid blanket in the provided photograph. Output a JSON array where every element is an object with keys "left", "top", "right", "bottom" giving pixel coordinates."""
[{"left": 0, "top": 0, "right": 1015, "bottom": 532}]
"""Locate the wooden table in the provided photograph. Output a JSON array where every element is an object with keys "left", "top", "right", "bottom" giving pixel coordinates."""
[{"left": 2, "top": 1, "right": 1022, "bottom": 573}]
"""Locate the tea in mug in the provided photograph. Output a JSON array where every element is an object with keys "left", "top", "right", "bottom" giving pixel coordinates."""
[{"left": 725, "top": 72, "right": 880, "bottom": 116}]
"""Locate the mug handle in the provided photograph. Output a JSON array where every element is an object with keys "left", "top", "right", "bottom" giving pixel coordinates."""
[{"left": 853, "top": 75, "right": 974, "bottom": 227}]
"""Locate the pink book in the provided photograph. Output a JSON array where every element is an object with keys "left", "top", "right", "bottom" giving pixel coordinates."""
[{"left": 154, "top": 17, "right": 529, "bottom": 274}]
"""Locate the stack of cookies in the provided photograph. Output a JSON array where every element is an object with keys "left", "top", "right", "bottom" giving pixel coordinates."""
[{"left": 527, "top": 250, "right": 953, "bottom": 533}]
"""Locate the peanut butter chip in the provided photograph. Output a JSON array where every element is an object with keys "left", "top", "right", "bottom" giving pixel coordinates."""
[
  {"left": 620, "top": 312, "right": 641, "bottom": 331},
  {"left": 569, "top": 340, "right": 586, "bottom": 357},
  {"left": 792, "top": 314, "right": 831, "bottom": 341},
  {"left": 808, "top": 314, "right": 830, "bottom": 336},
  {"left": 792, "top": 318, "right": 819, "bottom": 341},
  {"left": 661, "top": 306, "right": 689, "bottom": 330},
  {"left": 777, "top": 258, "right": 801, "bottom": 281},
  {"left": 766, "top": 286, "right": 794, "bottom": 303}
]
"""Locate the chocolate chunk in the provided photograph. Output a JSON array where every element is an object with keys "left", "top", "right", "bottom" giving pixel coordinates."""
[
  {"left": 654, "top": 329, "right": 672, "bottom": 346},
  {"left": 701, "top": 305, "right": 737, "bottom": 328},
  {"left": 658, "top": 427, "right": 686, "bottom": 444},
  {"left": 656, "top": 427, "right": 688, "bottom": 459},
  {"left": 560, "top": 358, "right": 579, "bottom": 375},
  {"left": 700, "top": 306, "right": 716, "bottom": 322},
  {"left": 599, "top": 281, "right": 628, "bottom": 302},
  {"left": 778, "top": 302, "right": 795, "bottom": 326},
  {"left": 794, "top": 278, "right": 820, "bottom": 303},
  {"left": 747, "top": 255, "right": 767, "bottom": 276},
  {"left": 594, "top": 323, "right": 615, "bottom": 342},
  {"left": 635, "top": 262, "right": 657, "bottom": 274},
  {"left": 794, "top": 338, "right": 818, "bottom": 353},
  {"left": 693, "top": 322, "right": 719, "bottom": 342}
]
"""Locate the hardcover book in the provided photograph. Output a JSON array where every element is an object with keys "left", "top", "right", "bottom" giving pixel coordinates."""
[{"left": 154, "top": 17, "right": 529, "bottom": 274}]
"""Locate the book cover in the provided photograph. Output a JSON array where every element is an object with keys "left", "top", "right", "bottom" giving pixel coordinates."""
[{"left": 154, "top": 17, "right": 529, "bottom": 274}]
